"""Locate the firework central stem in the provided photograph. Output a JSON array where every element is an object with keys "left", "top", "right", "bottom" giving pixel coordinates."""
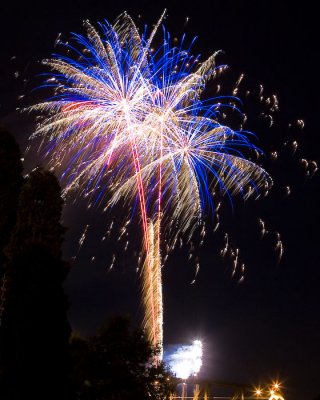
[{"left": 124, "top": 108, "right": 158, "bottom": 350}]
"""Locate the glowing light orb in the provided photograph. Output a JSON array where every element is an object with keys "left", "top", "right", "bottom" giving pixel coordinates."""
[
  {"left": 165, "top": 340, "right": 203, "bottom": 379},
  {"left": 269, "top": 395, "right": 284, "bottom": 400}
]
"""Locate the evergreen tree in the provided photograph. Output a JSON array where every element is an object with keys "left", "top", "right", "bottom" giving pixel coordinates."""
[
  {"left": 1, "top": 167, "right": 72, "bottom": 400},
  {"left": 0, "top": 127, "right": 23, "bottom": 323},
  {"left": 7, "top": 167, "right": 65, "bottom": 257},
  {"left": 0, "top": 127, "right": 23, "bottom": 256},
  {"left": 0, "top": 128, "right": 24, "bottom": 395}
]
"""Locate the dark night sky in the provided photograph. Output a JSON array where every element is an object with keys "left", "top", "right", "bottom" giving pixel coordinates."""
[{"left": 1, "top": 1, "right": 319, "bottom": 399}]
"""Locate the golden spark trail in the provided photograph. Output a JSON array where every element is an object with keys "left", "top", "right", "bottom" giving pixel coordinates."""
[{"left": 142, "top": 220, "right": 163, "bottom": 360}]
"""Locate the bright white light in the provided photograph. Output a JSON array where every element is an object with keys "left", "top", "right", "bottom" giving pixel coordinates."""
[{"left": 165, "top": 340, "right": 203, "bottom": 379}]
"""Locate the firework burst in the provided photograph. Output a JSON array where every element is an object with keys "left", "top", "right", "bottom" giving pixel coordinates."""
[{"left": 29, "top": 12, "right": 272, "bottom": 357}]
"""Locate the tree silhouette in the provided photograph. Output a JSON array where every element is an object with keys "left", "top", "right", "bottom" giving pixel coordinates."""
[
  {"left": 0, "top": 127, "right": 24, "bottom": 396},
  {"left": 0, "top": 127, "right": 23, "bottom": 257},
  {"left": 0, "top": 166, "right": 71, "bottom": 400},
  {"left": 0, "top": 127, "right": 23, "bottom": 324},
  {"left": 0, "top": 130, "right": 173, "bottom": 399},
  {"left": 7, "top": 167, "right": 65, "bottom": 257},
  {"left": 70, "top": 315, "right": 175, "bottom": 400}
]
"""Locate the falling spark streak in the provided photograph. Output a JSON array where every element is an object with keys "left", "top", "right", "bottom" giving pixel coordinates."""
[
  {"left": 29, "top": 12, "right": 272, "bottom": 358},
  {"left": 309, "top": 161, "right": 318, "bottom": 177},
  {"left": 258, "top": 218, "right": 266, "bottom": 238},
  {"left": 190, "top": 258, "right": 200, "bottom": 284},
  {"left": 275, "top": 232, "right": 284, "bottom": 262},
  {"left": 292, "top": 140, "right": 298, "bottom": 155},
  {"left": 107, "top": 254, "right": 116, "bottom": 272},
  {"left": 285, "top": 186, "right": 291, "bottom": 196},
  {"left": 77, "top": 224, "right": 89, "bottom": 253},
  {"left": 221, "top": 233, "right": 229, "bottom": 257}
]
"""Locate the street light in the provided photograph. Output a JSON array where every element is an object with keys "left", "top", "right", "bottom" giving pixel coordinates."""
[
  {"left": 252, "top": 380, "right": 285, "bottom": 400},
  {"left": 268, "top": 381, "right": 284, "bottom": 400},
  {"left": 272, "top": 382, "right": 280, "bottom": 391}
]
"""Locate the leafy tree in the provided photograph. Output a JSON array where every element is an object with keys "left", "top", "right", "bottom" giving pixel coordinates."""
[
  {"left": 0, "top": 167, "right": 72, "bottom": 400},
  {"left": 70, "top": 315, "right": 175, "bottom": 400}
]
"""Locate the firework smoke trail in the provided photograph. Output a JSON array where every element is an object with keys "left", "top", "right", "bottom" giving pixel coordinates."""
[{"left": 29, "top": 12, "right": 272, "bottom": 358}]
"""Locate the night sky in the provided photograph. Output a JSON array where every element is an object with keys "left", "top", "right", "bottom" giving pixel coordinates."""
[{"left": 1, "top": 1, "right": 319, "bottom": 399}]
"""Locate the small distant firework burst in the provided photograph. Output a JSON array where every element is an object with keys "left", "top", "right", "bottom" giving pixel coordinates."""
[{"left": 29, "top": 11, "right": 275, "bottom": 357}]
